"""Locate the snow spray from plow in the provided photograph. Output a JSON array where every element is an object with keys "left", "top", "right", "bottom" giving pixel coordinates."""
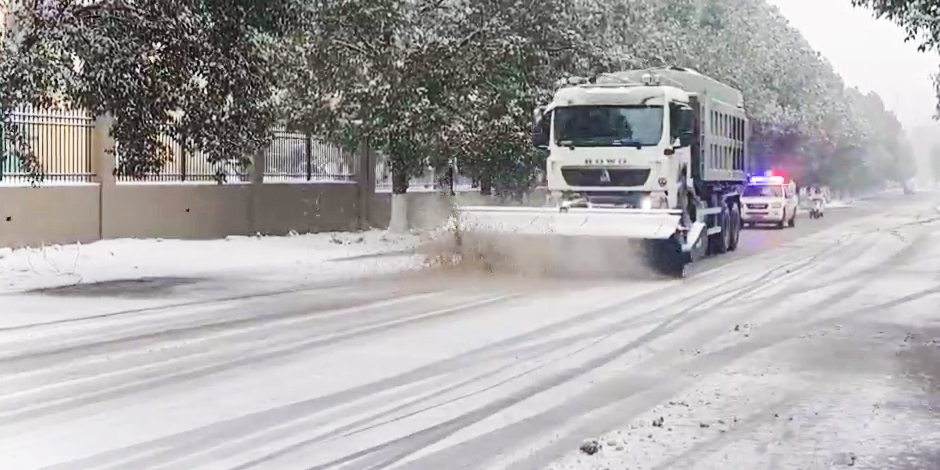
[
  {"left": 433, "top": 205, "right": 694, "bottom": 279},
  {"left": 454, "top": 206, "right": 683, "bottom": 239}
]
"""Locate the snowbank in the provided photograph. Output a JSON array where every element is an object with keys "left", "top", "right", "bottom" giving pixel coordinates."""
[
  {"left": 825, "top": 199, "right": 853, "bottom": 209},
  {"left": 799, "top": 198, "right": 853, "bottom": 210},
  {"left": 0, "top": 229, "right": 426, "bottom": 295}
]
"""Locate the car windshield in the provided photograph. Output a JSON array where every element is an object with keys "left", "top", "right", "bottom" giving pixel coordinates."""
[
  {"left": 553, "top": 105, "right": 664, "bottom": 147},
  {"left": 743, "top": 185, "right": 784, "bottom": 198}
]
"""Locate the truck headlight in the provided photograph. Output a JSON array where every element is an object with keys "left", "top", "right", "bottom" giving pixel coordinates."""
[
  {"left": 771, "top": 202, "right": 782, "bottom": 208},
  {"left": 640, "top": 196, "right": 653, "bottom": 210}
]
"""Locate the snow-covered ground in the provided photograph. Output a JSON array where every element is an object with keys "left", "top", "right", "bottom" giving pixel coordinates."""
[
  {"left": 0, "top": 229, "right": 427, "bottom": 292},
  {"left": 798, "top": 197, "right": 853, "bottom": 210},
  {"left": 0, "top": 229, "right": 427, "bottom": 327},
  {"left": 824, "top": 198, "right": 853, "bottom": 209},
  {"left": 0, "top": 195, "right": 937, "bottom": 470}
]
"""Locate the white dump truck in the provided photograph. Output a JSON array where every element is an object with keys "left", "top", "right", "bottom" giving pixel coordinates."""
[{"left": 454, "top": 67, "right": 749, "bottom": 277}]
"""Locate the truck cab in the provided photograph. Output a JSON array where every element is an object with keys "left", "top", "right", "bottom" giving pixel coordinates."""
[{"left": 741, "top": 175, "right": 798, "bottom": 229}]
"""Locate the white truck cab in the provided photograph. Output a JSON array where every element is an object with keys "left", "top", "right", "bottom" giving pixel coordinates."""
[{"left": 740, "top": 175, "right": 798, "bottom": 229}]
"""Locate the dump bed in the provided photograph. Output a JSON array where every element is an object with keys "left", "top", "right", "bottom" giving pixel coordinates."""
[
  {"left": 603, "top": 68, "right": 749, "bottom": 184},
  {"left": 602, "top": 68, "right": 743, "bottom": 108}
]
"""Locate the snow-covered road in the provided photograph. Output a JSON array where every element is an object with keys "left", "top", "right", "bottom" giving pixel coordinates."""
[{"left": 1, "top": 195, "right": 938, "bottom": 470}]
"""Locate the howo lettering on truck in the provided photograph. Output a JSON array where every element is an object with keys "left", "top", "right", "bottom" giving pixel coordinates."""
[{"left": 451, "top": 67, "right": 749, "bottom": 277}]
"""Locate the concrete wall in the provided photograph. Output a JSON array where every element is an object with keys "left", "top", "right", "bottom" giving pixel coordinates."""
[
  {"left": 103, "top": 184, "right": 253, "bottom": 240},
  {"left": 0, "top": 181, "right": 551, "bottom": 248},
  {"left": 254, "top": 183, "right": 360, "bottom": 235},
  {"left": 1, "top": 181, "right": 368, "bottom": 248},
  {"left": 368, "top": 191, "right": 487, "bottom": 230},
  {"left": 101, "top": 183, "right": 362, "bottom": 239},
  {"left": 0, "top": 185, "right": 100, "bottom": 248},
  {"left": 368, "top": 190, "right": 548, "bottom": 230}
]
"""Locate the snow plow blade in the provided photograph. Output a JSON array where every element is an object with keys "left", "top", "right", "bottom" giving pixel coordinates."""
[
  {"left": 444, "top": 206, "right": 689, "bottom": 278},
  {"left": 454, "top": 206, "right": 682, "bottom": 239}
]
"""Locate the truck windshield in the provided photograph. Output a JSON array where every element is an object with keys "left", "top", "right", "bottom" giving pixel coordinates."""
[
  {"left": 553, "top": 105, "right": 664, "bottom": 147},
  {"left": 743, "top": 185, "right": 784, "bottom": 198}
]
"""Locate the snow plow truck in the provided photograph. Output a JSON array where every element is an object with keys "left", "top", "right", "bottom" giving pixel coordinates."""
[{"left": 451, "top": 67, "right": 749, "bottom": 277}]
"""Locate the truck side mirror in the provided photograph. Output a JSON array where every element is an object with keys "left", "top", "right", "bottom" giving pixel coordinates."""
[
  {"left": 677, "top": 106, "right": 694, "bottom": 148},
  {"left": 531, "top": 107, "right": 550, "bottom": 150}
]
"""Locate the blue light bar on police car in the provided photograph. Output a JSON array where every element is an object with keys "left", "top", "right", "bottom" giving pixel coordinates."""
[{"left": 749, "top": 175, "right": 785, "bottom": 185}]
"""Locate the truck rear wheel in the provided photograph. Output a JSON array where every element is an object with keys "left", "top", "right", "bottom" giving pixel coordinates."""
[
  {"left": 728, "top": 202, "right": 741, "bottom": 251},
  {"left": 710, "top": 207, "right": 731, "bottom": 254}
]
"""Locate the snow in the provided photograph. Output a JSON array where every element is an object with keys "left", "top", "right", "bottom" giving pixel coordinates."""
[
  {"left": 0, "top": 229, "right": 428, "bottom": 327},
  {"left": 799, "top": 198, "right": 853, "bottom": 210},
  {"left": 0, "top": 193, "right": 937, "bottom": 470},
  {"left": 540, "top": 202, "right": 940, "bottom": 470},
  {"left": 825, "top": 199, "right": 853, "bottom": 209},
  {"left": 0, "top": 229, "right": 425, "bottom": 293}
]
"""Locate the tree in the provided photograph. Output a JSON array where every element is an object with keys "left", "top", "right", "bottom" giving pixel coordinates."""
[
  {"left": 280, "top": 0, "right": 603, "bottom": 230},
  {"left": 851, "top": 0, "right": 940, "bottom": 118},
  {"left": 277, "top": 0, "right": 478, "bottom": 231},
  {"left": 440, "top": 0, "right": 606, "bottom": 199},
  {"left": 1, "top": 0, "right": 309, "bottom": 181},
  {"left": 3, "top": 0, "right": 916, "bottom": 208}
]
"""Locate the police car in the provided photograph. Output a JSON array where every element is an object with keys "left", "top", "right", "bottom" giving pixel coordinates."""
[{"left": 740, "top": 175, "right": 799, "bottom": 229}]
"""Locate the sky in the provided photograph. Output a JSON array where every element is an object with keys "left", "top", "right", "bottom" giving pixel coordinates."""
[{"left": 767, "top": 0, "right": 939, "bottom": 134}]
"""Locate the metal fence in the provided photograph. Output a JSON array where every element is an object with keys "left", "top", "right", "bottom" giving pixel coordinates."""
[
  {"left": 1, "top": 107, "right": 95, "bottom": 184},
  {"left": 0, "top": 106, "right": 467, "bottom": 188},
  {"left": 114, "top": 127, "right": 356, "bottom": 183},
  {"left": 113, "top": 130, "right": 252, "bottom": 183},
  {"left": 263, "top": 128, "right": 357, "bottom": 182},
  {"left": 374, "top": 152, "right": 474, "bottom": 192}
]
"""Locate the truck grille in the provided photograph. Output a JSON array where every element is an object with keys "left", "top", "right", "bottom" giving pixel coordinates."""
[
  {"left": 561, "top": 168, "right": 650, "bottom": 187},
  {"left": 747, "top": 203, "right": 768, "bottom": 209}
]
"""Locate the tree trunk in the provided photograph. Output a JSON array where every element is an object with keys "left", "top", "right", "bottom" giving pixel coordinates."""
[
  {"left": 480, "top": 175, "right": 492, "bottom": 196},
  {"left": 446, "top": 165, "right": 455, "bottom": 195},
  {"left": 388, "top": 169, "right": 410, "bottom": 233}
]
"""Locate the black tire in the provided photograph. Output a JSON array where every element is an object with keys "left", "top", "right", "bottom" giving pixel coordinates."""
[
  {"left": 710, "top": 207, "right": 731, "bottom": 254},
  {"left": 644, "top": 238, "right": 686, "bottom": 278},
  {"left": 777, "top": 211, "right": 787, "bottom": 229},
  {"left": 788, "top": 211, "right": 796, "bottom": 227},
  {"left": 728, "top": 203, "right": 741, "bottom": 251}
]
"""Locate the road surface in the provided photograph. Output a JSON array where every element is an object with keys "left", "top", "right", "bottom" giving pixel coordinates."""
[{"left": 0, "top": 193, "right": 938, "bottom": 470}]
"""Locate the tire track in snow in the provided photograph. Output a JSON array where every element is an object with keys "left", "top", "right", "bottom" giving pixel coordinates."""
[
  {"left": 200, "top": 269, "right": 841, "bottom": 469},
  {"left": 0, "top": 287, "right": 443, "bottom": 367},
  {"left": 330, "top": 217, "right": 940, "bottom": 470},
  {"left": 20, "top": 274, "right": 772, "bottom": 468},
  {"left": 0, "top": 291, "right": 525, "bottom": 427},
  {"left": 27, "top": 282, "right": 692, "bottom": 470},
  {"left": 0, "top": 277, "right": 391, "bottom": 332},
  {"left": 29, "top": 246, "right": 850, "bottom": 470},
  {"left": 5, "top": 197, "right": 937, "bottom": 470}
]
